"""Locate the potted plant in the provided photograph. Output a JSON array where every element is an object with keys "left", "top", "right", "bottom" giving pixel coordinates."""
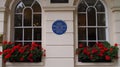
[
  {"left": 0, "top": 41, "right": 46, "bottom": 63},
  {"left": 76, "top": 42, "right": 119, "bottom": 62}
]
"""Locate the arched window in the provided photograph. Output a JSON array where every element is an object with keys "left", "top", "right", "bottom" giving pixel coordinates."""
[
  {"left": 78, "top": 0, "right": 107, "bottom": 47},
  {"left": 14, "top": 0, "right": 42, "bottom": 45}
]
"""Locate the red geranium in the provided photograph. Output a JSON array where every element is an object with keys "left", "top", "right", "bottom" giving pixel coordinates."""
[
  {"left": 0, "top": 41, "right": 46, "bottom": 63},
  {"left": 76, "top": 41, "right": 119, "bottom": 62}
]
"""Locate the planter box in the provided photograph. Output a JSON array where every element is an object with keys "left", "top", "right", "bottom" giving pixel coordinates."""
[
  {"left": 5, "top": 62, "right": 44, "bottom": 67},
  {"left": 78, "top": 59, "right": 112, "bottom": 63}
]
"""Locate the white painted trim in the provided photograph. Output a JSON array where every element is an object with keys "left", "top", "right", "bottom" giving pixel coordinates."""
[{"left": 6, "top": 62, "right": 44, "bottom": 66}]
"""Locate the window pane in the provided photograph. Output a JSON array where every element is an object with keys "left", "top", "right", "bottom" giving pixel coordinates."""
[
  {"left": 88, "top": 42, "right": 96, "bottom": 47},
  {"left": 78, "top": 14, "right": 86, "bottom": 26},
  {"left": 87, "top": 7, "right": 96, "bottom": 26},
  {"left": 32, "top": 1, "right": 41, "bottom": 12},
  {"left": 24, "top": 42, "right": 31, "bottom": 45},
  {"left": 78, "top": 28, "right": 86, "bottom": 40},
  {"left": 51, "top": 0, "right": 68, "bottom": 3},
  {"left": 22, "top": 0, "right": 34, "bottom": 6},
  {"left": 24, "top": 28, "right": 32, "bottom": 40},
  {"left": 15, "top": 42, "right": 22, "bottom": 45},
  {"left": 78, "top": 0, "right": 87, "bottom": 12},
  {"left": 88, "top": 28, "right": 96, "bottom": 40},
  {"left": 85, "top": 0, "right": 97, "bottom": 6},
  {"left": 95, "top": 0, "right": 105, "bottom": 12},
  {"left": 98, "top": 28, "right": 106, "bottom": 40},
  {"left": 33, "top": 14, "right": 41, "bottom": 26},
  {"left": 24, "top": 8, "right": 32, "bottom": 26},
  {"left": 97, "top": 14, "right": 105, "bottom": 26},
  {"left": 15, "top": 2, "right": 24, "bottom": 13},
  {"left": 35, "top": 42, "right": 41, "bottom": 45},
  {"left": 34, "top": 28, "right": 41, "bottom": 40},
  {"left": 14, "top": 14, "right": 22, "bottom": 26},
  {"left": 15, "top": 28, "right": 23, "bottom": 40}
]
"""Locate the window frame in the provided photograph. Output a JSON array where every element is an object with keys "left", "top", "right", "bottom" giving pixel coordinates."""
[{"left": 14, "top": 0, "right": 42, "bottom": 45}]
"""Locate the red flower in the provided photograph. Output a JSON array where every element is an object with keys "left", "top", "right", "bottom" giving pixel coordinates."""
[
  {"left": 8, "top": 42, "right": 13, "bottom": 45},
  {"left": 79, "top": 44, "right": 83, "bottom": 48},
  {"left": 110, "top": 48, "right": 113, "bottom": 52},
  {"left": 114, "top": 43, "right": 118, "bottom": 47},
  {"left": 5, "top": 54, "right": 11, "bottom": 59},
  {"left": 103, "top": 47, "right": 108, "bottom": 51},
  {"left": 3, "top": 49, "right": 11, "bottom": 54},
  {"left": 2, "top": 41, "right": 7, "bottom": 45},
  {"left": 0, "top": 51, "right": 2, "bottom": 55},
  {"left": 91, "top": 48, "right": 98, "bottom": 54},
  {"left": 20, "top": 57, "right": 24, "bottom": 61},
  {"left": 105, "top": 55, "right": 111, "bottom": 61},
  {"left": 18, "top": 47, "right": 25, "bottom": 54},
  {"left": 29, "top": 54, "right": 33, "bottom": 57},
  {"left": 98, "top": 53, "right": 103, "bottom": 57},
  {"left": 100, "top": 50, "right": 105, "bottom": 53}
]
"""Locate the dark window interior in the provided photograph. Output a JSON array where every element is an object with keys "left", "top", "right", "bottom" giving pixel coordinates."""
[{"left": 51, "top": 0, "right": 68, "bottom": 3}]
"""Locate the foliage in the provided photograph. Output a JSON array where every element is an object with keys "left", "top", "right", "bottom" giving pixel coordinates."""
[
  {"left": 76, "top": 42, "right": 119, "bottom": 62},
  {"left": 0, "top": 41, "right": 46, "bottom": 63}
]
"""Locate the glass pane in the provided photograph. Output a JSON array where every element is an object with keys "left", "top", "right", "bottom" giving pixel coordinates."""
[
  {"left": 15, "top": 2, "right": 24, "bottom": 13},
  {"left": 78, "top": 28, "right": 86, "bottom": 40},
  {"left": 34, "top": 28, "right": 41, "bottom": 40},
  {"left": 98, "top": 28, "right": 106, "bottom": 40},
  {"left": 78, "top": 14, "right": 86, "bottom": 26},
  {"left": 78, "top": 0, "right": 87, "bottom": 12},
  {"left": 51, "top": 0, "right": 68, "bottom": 3},
  {"left": 24, "top": 42, "right": 31, "bottom": 45},
  {"left": 88, "top": 28, "right": 96, "bottom": 40},
  {"left": 85, "top": 0, "right": 97, "bottom": 6},
  {"left": 15, "top": 28, "right": 23, "bottom": 40},
  {"left": 88, "top": 42, "right": 96, "bottom": 47},
  {"left": 24, "top": 8, "right": 32, "bottom": 26},
  {"left": 22, "top": 0, "right": 34, "bottom": 6},
  {"left": 14, "top": 14, "right": 22, "bottom": 26},
  {"left": 87, "top": 7, "right": 96, "bottom": 26},
  {"left": 15, "top": 42, "right": 22, "bottom": 45},
  {"left": 32, "top": 1, "right": 41, "bottom": 12},
  {"left": 24, "top": 28, "right": 32, "bottom": 40},
  {"left": 35, "top": 42, "right": 41, "bottom": 45},
  {"left": 33, "top": 14, "right": 41, "bottom": 26},
  {"left": 95, "top": 0, "right": 105, "bottom": 12},
  {"left": 97, "top": 14, "right": 105, "bottom": 26}
]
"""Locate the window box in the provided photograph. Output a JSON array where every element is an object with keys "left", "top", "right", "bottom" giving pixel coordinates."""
[
  {"left": 1, "top": 41, "right": 46, "bottom": 63},
  {"left": 76, "top": 42, "right": 119, "bottom": 63}
]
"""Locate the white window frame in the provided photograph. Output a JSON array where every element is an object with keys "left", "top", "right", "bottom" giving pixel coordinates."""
[{"left": 14, "top": 0, "right": 42, "bottom": 45}]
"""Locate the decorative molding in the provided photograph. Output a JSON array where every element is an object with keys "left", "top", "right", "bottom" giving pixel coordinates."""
[
  {"left": 43, "top": 6, "right": 75, "bottom": 11},
  {"left": 111, "top": 7, "right": 120, "bottom": 12}
]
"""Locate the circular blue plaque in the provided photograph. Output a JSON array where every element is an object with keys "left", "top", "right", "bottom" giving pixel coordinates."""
[{"left": 52, "top": 20, "right": 67, "bottom": 35}]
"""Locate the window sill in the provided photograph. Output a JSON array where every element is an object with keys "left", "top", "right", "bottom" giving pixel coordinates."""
[
  {"left": 76, "top": 60, "right": 118, "bottom": 66},
  {"left": 6, "top": 62, "right": 44, "bottom": 66}
]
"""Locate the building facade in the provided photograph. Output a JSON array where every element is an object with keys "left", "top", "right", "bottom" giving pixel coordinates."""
[{"left": 0, "top": 0, "right": 120, "bottom": 67}]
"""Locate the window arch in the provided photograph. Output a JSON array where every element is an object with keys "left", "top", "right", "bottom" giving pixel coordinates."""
[
  {"left": 14, "top": 0, "right": 42, "bottom": 45},
  {"left": 77, "top": 0, "right": 107, "bottom": 47}
]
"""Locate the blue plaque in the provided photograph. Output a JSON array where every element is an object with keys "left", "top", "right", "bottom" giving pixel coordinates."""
[{"left": 52, "top": 20, "right": 67, "bottom": 35}]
